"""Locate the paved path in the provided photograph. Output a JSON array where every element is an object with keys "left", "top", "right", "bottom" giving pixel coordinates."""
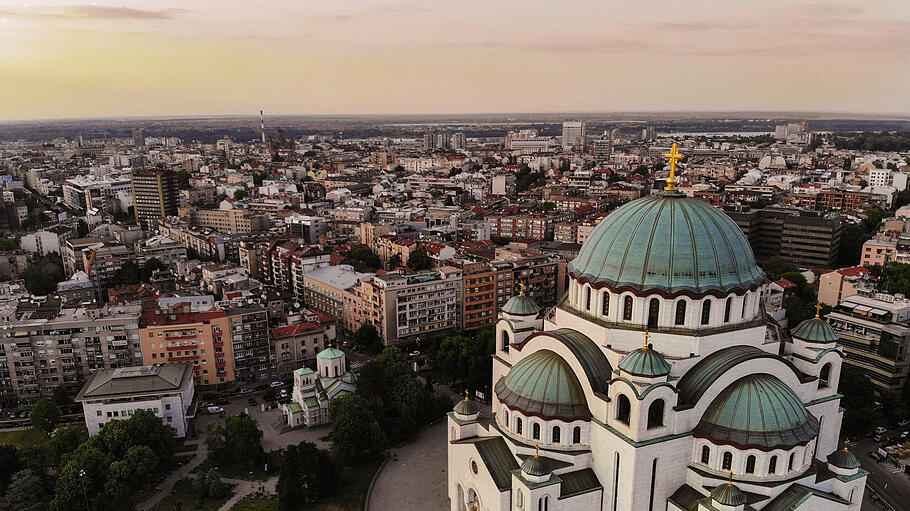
[
  {"left": 136, "top": 442, "right": 209, "bottom": 511},
  {"left": 368, "top": 421, "right": 449, "bottom": 511},
  {"left": 218, "top": 476, "right": 279, "bottom": 511}
]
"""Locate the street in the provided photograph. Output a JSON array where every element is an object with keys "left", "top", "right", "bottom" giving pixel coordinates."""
[{"left": 849, "top": 435, "right": 910, "bottom": 511}]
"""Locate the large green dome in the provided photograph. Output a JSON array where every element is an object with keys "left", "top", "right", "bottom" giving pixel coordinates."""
[
  {"left": 791, "top": 318, "right": 838, "bottom": 343},
  {"left": 569, "top": 194, "right": 765, "bottom": 296},
  {"left": 495, "top": 350, "right": 590, "bottom": 420},
  {"left": 694, "top": 373, "right": 819, "bottom": 450}
]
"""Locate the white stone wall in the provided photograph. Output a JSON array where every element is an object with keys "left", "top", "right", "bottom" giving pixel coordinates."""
[{"left": 83, "top": 393, "right": 188, "bottom": 437}]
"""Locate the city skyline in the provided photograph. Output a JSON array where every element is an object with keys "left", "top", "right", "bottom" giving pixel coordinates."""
[{"left": 2, "top": 0, "right": 909, "bottom": 120}]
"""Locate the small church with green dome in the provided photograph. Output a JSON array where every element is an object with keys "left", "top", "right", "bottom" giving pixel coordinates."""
[
  {"left": 447, "top": 146, "right": 866, "bottom": 511},
  {"left": 280, "top": 346, "right": 357, "bottom": 428}
]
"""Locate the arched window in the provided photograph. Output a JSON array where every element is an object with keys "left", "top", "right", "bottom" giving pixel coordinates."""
[
  {"left": 585, "top": 286, "right": 591, "bottom": 311},
  {"left": 538, "top": 496, "right": 549, "bottom": 511},
  {"left": 451, "top": 427, "right": 456, "bottom": 441},
  {"left": 501, "top": 330, "right": 510, "bottom": 352},
  {"left": 788, "top": 452, "right": 795, "bottom": 471},
  {"left": 746, "top": 455, "right": 756, "bottom": 474},
  {"left": 819, "top": 363, "right": 832, "bottom": 388},
  {"left": 573, "top": 426, "right": 581, "bottom": 444},
  {"left": 616, "top": 394, "right": 631, "bottom": 425},
  {"left": 701, "top": 445, "right": 710, "bottom": 464},
  {"left": 602, "top": 291, "right": 610, "bottom": 316},
  {"left": 722, "top": 452, "right": 732, "bottom": 471},
  {"left": 516, "top": 417, "right": 523, "bottom": 435},
  {"left": 724, "top": 297, "right": 732, "bottom": 323},
  {"left": 675, "top": 300, "right": 687, "bottom": 326},
  {"left": 503, "top": 410, "right": 509, "bottom": 427},
  {"left": 647, "top": 298, "right": 660, "bottom": 328},
  {"left": 552, "top": 426, "right": 561, "bottom": 444},
  {"left": 701, "top": 300, "right": 711, "bottom": 325},
  {"left": 532, "top": 422, "right": 541, "bottom": 440},
  {"left": 769, "top": 455, "right": 778, "bottom": 474},
  {"left": 647, "top": 399, "right": 665, "bottom": 429},
  {"left": 741, "top": 294, "right": 748, "bottom": 318},
  {"left": 517, "top": 489, "right": 523, "bottom": 508},
  {"left": 623, "top": 296, "right": 633, "bottom": 321}
]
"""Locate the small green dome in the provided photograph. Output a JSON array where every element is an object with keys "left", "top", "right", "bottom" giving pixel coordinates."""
[
  {"left": 502, "top": 294, "right": 540, "bottom": 316},
  {"left": 711, "top": 483, "right": 746, "bottom": 507},
  {"left": 520, "top": 455, "right": 550, "bottom": 477},
  {"left": 454, "top": 398, "right": 480, "bottom": 416},
  {"left": 791, "top": 318, "right": 838, "bottom": 343},
  {"left": 569, "top": 194, "right": 765, "bottom": 296},
  {"left": 695, "top": 374, "right": 819, "bottom": 450},
  {"left": 827, "top": 448, "right": 860, "bottom": 469},
  {"left": 495, "top": 350, "right": 590, "bottom": 420},
  {"left": 317, "top": 347, "right": 345, "bottom": 360},
  {"left": 618, "top": 347, "right": 671, "bottom": 377},
  {"left": 293, "top": 367, "right": 315, "bottom": 376}
]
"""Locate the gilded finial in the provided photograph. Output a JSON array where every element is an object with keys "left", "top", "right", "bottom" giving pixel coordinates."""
[
  {"left": 535, "top": 443, "right": 540, "bottom": 458},
  {"left": 464, "top": 389, "right": 470, "bottom": 402},
  {"left": 664, "top": 143, "right": 683, "bottom": 191},
  {"left": 843, "top": 439, "right": 850, "bottom": 452},
  {"left": 815, "top": 303, "right": 822, "bottom": 319},
  {"left": 728, "top": 472, "right": 734, "bottom": 487},
  {"left": 643, "top": 330, "right": 650, "bottom": 350},
  {"left": 519, "top": 281, "right": 525, "bottom": 296}
]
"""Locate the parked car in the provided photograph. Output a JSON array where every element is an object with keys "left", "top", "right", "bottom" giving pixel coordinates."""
[
  {"left": 873, "top": 434, "right": 885, "bottom": 442},
  {"left": 279, "top": 389, "right": 288, "bottom": 398},
  {"left": 201, "top": 402, "right": 215, "bottom": 408},
  {"left": 270, "top": 381, "right": 284, "bottom": 388},
  {"left": 408, "top": 350, "right": 421, "bottom": 358},
  {"left": 900, "top": 431, "right": 909, "bottom": 439},
  {"left": 874, "top": 426, "right": 888, "bottom": 435},
  {"left": 206, "top": 406, "right": 224, "bottom": 414},
  {"left": 216, "top": 398, "right": 229, "bottom": 405},
  {"left": 248, "top": 398, "right": 257, "bottom": 406},
  {"left": 240, "top": 388, "right": 254, "bottom": 395},
  {"left": 898, "top": 419, "right": 910, "bottom": 427}
]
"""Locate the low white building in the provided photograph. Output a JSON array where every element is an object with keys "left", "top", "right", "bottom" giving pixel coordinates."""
[
  {"left": 20, "top": 230, "right": 61, "bottom": 256},
  {"left": 281, "top": 347, "right": 356, "bottom": 428},
  {"left": 76, "top": 363, "right": 195, "bottom": 438}
]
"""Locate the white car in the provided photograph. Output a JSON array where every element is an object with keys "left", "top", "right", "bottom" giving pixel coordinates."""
[
  {"left": 874, "top": 426, "right": 887, "bottom": 435},
  {"left": 269, "top": 381, "right": 284, "bottom": 388},
  {"left": 279, "top": 389, "right": 288, "bottom": 398},
  {"left": 206, "top": 406, "right": 224, "bottom": 414},
  {"left": 408, "top": 350, "right": 421, "bottom": 358}
]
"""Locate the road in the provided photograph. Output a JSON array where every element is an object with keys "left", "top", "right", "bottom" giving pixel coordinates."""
[{"left": 850, "top": 436, "right": 909, "bottom": 511}]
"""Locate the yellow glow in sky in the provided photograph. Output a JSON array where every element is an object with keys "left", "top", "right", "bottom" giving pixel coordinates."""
[{"left": 1, "top": 0, "right": 908, "bottom": 120}]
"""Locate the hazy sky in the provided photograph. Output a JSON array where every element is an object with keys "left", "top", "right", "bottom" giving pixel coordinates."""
[{"left": 1, "top": 0, "right": 908, "bottom": 120}]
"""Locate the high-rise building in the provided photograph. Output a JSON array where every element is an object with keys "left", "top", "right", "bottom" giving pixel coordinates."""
[
  {"left": 561, "top": 121, "right": 586, "bottom": 151},
  {"left": 224, "top": 304, "right": 273, "bottom": 384},
  {"left": 131, "top": 170, "right": 179, "bottom": 229},
  {"left": 132, "top": 127, "right": 145, "bottom": 147},
  {"left": 139, "top": 309, "right": 235, "bottom": 385},
  {"left": 451, "top": 132, "right": 466, "bottom": 150}
]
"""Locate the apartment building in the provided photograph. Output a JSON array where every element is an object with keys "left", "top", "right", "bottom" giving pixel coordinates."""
[
  {"left": 0, "top": 303, "right": 143, "bottom": 407},
  {"left": 131, "top": 170, "right": 179, "bottom": 229},
  {"left": 139, "top": 309, "right": 234, "bottom": 386},
  {"left": 271, "top": 311, "right": 336, "bottom": 377},
  {"left": 827, "top": 291, "right": 910, "bottom": 392},
  {"left": 725, "top": 207, "right": 842, "bottom": 267},
  {"left": 817, "top": 266, "right": 872, "bottom": 306},
  {"left": 861, "top": 238, "right": 898, "bottom": 267},
  {"left": 459, "top": 261, "right": 497, "bottom": 331},
  {"left": 486, "top": 214, "right": 571, "bottom": 241},
  {"left": 363, "top": 268, "right": 461, "bottom": 346},
  {"left": 134, "top": 234, "right": 188, "bottom": 268},
  {"left": 300, "top": 265, "right": 374, "bottom": 335},
  {"left": 224, "top": 304, "right": 272, "bottom": 384},
  {"left": 181, "top": 207, "right": 270, "bottom": 234}
]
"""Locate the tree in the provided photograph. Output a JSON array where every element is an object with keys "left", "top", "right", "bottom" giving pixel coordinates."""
[
  {"left": 406, "top": 247, "right": 433, "bottom": 270},
  {"left": 353, "top": 323, "right": 381, "bottom": 352},
  {"left": 29, "top": 399, "right": 59, "bottom": 433},
  {"left": 194, "top": 469, "right": 228, "bottom": 499},
  {"left": 140, "top": 257, "right": 167, "bottom": 282},
  {"left": 76, "top": 220, "right": 89, "bottom": 239},
  {"left": 880, "top": 389, "right": 909, "bottom": 426},
  {"left": 277, "top": 441, "right": 337, "bottom": 509},
  {"left": 21, "top": 265, "right": 57, "bottom": 296},
  {"left": 329, "top": 394, "right": 386, "bottom": 462},
  {"left": 760, "top": 257, "right": 797, "bottom": 281},
  {"left": 388, "top": 253, "right": 402, "bottom": 269},
  {"left": 111, "top": 261, "right": 141, "bottom": 286},
  {"left": 206, "top": 417, "right": 264, "bottom": 469},
  {"left": 104, "top": 445, "right": 158, "bottom": 503},
  {"left": 542, "top": 201, "right": 556, "bottom": 212},
  {"left": 839, "top": 365, "right": 879, "bottom": 438},
  {"left": 233, "top": 189, "right": 247, "bottom": 200},
  {"left": 0, "top": 446, "right": 21, "bottom": 495},
  {"left": 1, "top": 469, "right": 47, "bottom": 511},
  {"left": 52, "top": 386, "right": 73, "bottom": 411}
]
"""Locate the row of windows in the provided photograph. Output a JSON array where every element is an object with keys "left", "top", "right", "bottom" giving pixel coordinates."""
[
  {"left": 503, "top": 411, "right": 583, "bottom": 445},
  {"left": 581, "top": 286, "right": 747, "bottom": 327},
  {"left": 703, "top": 446, "right": 797, "bottom": 475}
]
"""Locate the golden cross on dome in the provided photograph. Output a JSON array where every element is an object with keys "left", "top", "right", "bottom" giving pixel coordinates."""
[
  {"left": 843, "top": 439, "right": 850, "bottom": 452},
  {"left": 464, "top": 389, "right": 470, "bottom": 402},
  {"left": 643, "top": 330, "right": 651, "bottom": 350},
  {"left": 664, "top": 143, "right": 683, "bottom": 191},
  {"left": 535, "top": 443, "right": 540, "bottom": 458},
  {"left": 815, "top": 303, "right": 822, "bottom": 319},
  {"left": 519, "top": 281, "right": 525, "bottom": 296},
  {"left": 728, "top": 472, "right": 734, "bottom": 487}
]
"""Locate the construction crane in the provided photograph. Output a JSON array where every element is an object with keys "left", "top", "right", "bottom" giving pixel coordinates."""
[{"left": 85, "top": 249, "right": 97, "bottom": 276}]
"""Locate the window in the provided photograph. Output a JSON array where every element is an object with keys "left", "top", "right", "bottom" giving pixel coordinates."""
[
  {"left": 501, "top": 331, "right": 510, "bottom": 352},
  {"left": 623, "top": 296, "right": 633, "bottom": 321},
  {"left": 647, "top": 298, "right": 660, "bottom": 328},
  {"left": 616, "top": 394, "right": 631, "bottom": 425},
  {"left": 538, "top": 496, "right": 549, "bottom": 511},
  {"left": 722, "top": 452, "right": 732, "bottom": 471},
  {"left": 96, "top": 410, "right": 102, "bottom": 417},
  {"left": 675, "top": 300, "right": 687, "bottom": 325},
  {"left": 503, "top": 410, "right": 509, "bottom": 427},
  {"left": 602, "top": 292, "right": 610, "bottom": 316},
  {"left": 769, "top": 455, "right": 777, "bottom": 474},
  {"left": 552, "top": 426, "right": 561, "bottom": 444},
  {"left": 819, "top": 363, "right": 832, "bottom": 389},
  {"left": 517, "top": 489, "right": 523, "bottom": 508},
  {"left": 745, "top": 455, "right": 756, "bottom": 474},
  {"left": 516, "top": 417, "right": 523, "bottom": 435},
  {"left": 701, "top": 446, "right": 710, "bottom": 464},
  {"left": 724, "top": 297, "right": 732, "bottom": 323},
  {"left": 788, "top": 453, "right": 795, "bottom": 471},
  {"left": 532, "top": 422, "right": 540, "bottom": 440},
  {"left": 585, "top": 286, "right": 591, "bottom": 311},
  {"left": 647, "top": 400, "right": 664, "bottom": 429},
  {"left": 741, "top": 295, "right": 748, "bottom": 318},
  {"left": 165, "top": 404, "right": 171, "bottom": 410},
  {"left": 573, "top": 426, "right": 581, "bottom": 444},
  {"left": 701, "top": 301, "right": 711, "bottom": 325}
]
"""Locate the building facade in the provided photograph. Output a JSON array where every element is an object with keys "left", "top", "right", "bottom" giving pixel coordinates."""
[
  {"left": 139, "top": 309, "right": 234, "bottom": 386},
  {"left": 131, "top": 170, "right": 179, "bottom": 229}
]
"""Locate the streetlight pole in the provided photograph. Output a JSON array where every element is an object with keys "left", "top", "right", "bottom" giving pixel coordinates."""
[{"left": 78, "top": 469, "right": 89, "bottom": 511}]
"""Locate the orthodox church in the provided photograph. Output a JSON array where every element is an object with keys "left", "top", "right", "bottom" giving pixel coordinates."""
[
  {"left": 447, "top": 146, "right": 866, "bottom": 511},
  {"left": 281, "top": 346, "right": 356, "bottom": 428}
]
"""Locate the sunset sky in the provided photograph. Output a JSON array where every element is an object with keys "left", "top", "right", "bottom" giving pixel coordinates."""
[{"left": 1, "top": 0, "right": 908, "bottom": 120}]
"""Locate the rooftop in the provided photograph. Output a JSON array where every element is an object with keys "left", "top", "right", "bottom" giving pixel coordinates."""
[{"left": 77, "top": 363, "right": 193, "bottom": 400}]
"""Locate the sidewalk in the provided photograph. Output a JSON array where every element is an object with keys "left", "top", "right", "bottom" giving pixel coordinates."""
[
  {"left": 136, "top": 442, "right": 209, "bottom": 511},
  {"left": 218, "top": 476, "right": 279, "bottom": 511}
]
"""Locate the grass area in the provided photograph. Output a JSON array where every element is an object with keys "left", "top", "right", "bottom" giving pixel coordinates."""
[
  {"left": 192, "top": 458, "right": 274, "bottom": 481},
  {"left": 0, "top": 424, "right": 88, "bottom": 449},
  {"left": 231, "top": 497, "right": 279, "bottom": 511},
  {"left": 150, "top": 478, "right": 235, "bottom": 511}
]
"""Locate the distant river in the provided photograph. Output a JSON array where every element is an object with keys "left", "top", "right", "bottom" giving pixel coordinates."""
[{"left": 660, "top": 131, "right": 772, "bottom": 137}]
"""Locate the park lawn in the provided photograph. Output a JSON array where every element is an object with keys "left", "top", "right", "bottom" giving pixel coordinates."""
[
  {"left": 231, "top": 497, "right": 279, "bottom": 511},
  {"left": 150, "top": 478, "right": 235, "bottom": 511},
  {"left": 0, "top": 424, "right": 88, "bottom": 449}
]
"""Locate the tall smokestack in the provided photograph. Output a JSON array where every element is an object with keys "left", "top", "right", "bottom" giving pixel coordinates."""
[{"left": 260, "top": 110, "right": 266, "bottom": 144}]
